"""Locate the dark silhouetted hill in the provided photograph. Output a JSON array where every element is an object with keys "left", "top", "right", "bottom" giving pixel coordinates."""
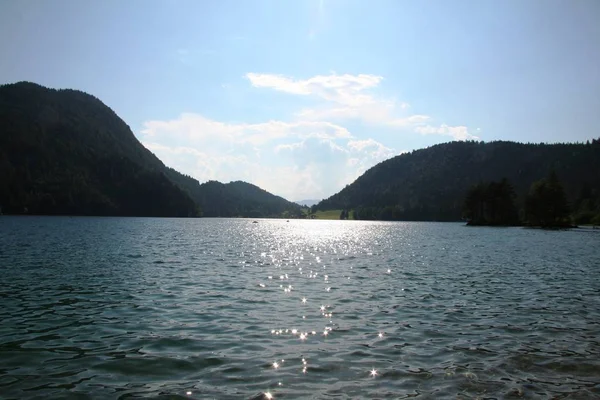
[
  {"left": 191, "top": 180, "right": 303, "bottom": 218},
  {"left": 0, "top": 82, "right": 302, "bottom": 218},
  {"left": 316, "top": 140, "right": 600, "bottom": 222},
  {"left": 295, "top": 199, "right": 320, "bottom": 207},
  {"left": 0, "top": 81, "right": 200, "bottom": 216}
]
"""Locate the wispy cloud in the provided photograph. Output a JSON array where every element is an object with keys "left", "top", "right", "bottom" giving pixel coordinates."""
[
  {"left": 142, "top": 114, "right": 351, "bottom": 146},
  {"left": 140, "top": 71, "right": 474, "bottom": 199},
  {"left": 415, "top": 124, "right": 476, "bottom": 141},
  {"left": 246, "top": 72, "right": 477, "bottom": 140},
  {"left": 347, "top": 138, "right": 396, "bottom": 159},
  {"left": 140, "top": 111, "right": 398, "bottom": 200},
  {"left": 142, "top": 129, "right": 395, "bottom": 200},
  {"left": 143, "top": 141, "right": 254, "bottom": 183},
  {"left": 246, "top": 72, "right": 383, "bottom": 100}
]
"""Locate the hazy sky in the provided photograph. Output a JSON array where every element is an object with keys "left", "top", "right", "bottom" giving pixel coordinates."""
[{"left": 1, "top": 0, "right": 599, "bottom": 201}]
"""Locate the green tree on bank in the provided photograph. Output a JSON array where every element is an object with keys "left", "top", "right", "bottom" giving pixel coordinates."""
[
  {"left": 571, "top": 183, "right": 600, "bottom": 225},
  {"left": 463, "top": 178, "right": 519, "bottom": 225},
  {"left": 525, "top": 170, "right": 570, "bottom": 227},
  {"left": 316, "top": 139, "right": 600, "bottom": 222},
  {"left": 461, "top": 172, "right": 585, "bottom": 228}
]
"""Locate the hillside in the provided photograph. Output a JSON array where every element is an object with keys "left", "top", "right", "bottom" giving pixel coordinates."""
[
  {"left": 164, "top": 168, "right": 302, "bottom": 218},
  {"left": 0, "top": 81, "right": 200, "bottom": 217},
  {"left": 316, "top": 140, "right": 600, "bottom": 222},
  {"left": 295, "top": 199, "right": 320, "bottom": 207},
  {"left": 0, "top": 82, "right": 302, "bottom": 218},
  {"left": 191, "top": 180, "right": 303, "bottom": 218}
]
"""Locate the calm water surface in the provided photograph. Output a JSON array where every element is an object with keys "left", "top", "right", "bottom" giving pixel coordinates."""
[{"left": 1, "top": 217, "right": 599, "bottom": 399}]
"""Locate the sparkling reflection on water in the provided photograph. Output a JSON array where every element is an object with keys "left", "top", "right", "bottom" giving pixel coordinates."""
[{"left": 0, "top": 217, "right": 599, "bottom": 399}]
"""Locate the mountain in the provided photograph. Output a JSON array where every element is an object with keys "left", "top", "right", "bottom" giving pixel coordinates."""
[
  {"left": 0, "top": 81, "right": 200, "bottom": 217},
  {"left": 0, "top": 82, "right": 302, "bottom": 218},
  {"left": 163, "top": 168, "right": 302, "bottom": 218},
  {"left": 190, "top": 180, "right": 303, "bottom": 218},
  {"left": 315, "top": 140, "right": 600, "bottom": 222},
  {"left": 295, "top": 199, "right": 320, "bottom": 207}
]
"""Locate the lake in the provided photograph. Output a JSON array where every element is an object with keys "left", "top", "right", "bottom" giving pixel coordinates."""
[{"left": 1, "top": 217, "right": 599, "bottom": 399}]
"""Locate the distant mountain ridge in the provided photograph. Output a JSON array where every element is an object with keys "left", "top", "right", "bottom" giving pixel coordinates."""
[
  {"left": 0, "top": 81, "right": 302, "bottom": 217},
  {"left": 316, "top": 140, "right": 600, "bottom": 221},
  {"left": 190, "top": 180, "right": 303, "bottom": 218},
  {"left": 6, "top": 81, "right": 596, "bottom": 222},
  {"left": 295, "top": 199, "right": 320, "bottom": 207}
]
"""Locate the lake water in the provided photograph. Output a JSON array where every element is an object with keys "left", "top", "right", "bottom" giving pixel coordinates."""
[{"left": 1, "top": 217, "right": 599, "bottom": 399}]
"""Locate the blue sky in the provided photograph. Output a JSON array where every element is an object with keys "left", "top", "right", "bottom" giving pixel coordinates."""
[{"left": 1, "top": 0, "right": 599, "bottom": 201}]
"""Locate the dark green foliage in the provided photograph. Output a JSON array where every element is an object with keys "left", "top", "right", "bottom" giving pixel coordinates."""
[
  {"left": 190, "top": 180, "right": 303, "bottom": 218},
  {"left": 463, "top": 179, "right": 519, "bottom": 226},
  {"left": 0, "top": 81, "right": 303, "bottom": 218},
  {"left": 316, "top": 140, "right": 600, "bottom": 222},
  {"left": 525, "top": 171, "right": 571, "bottom": 227},
  {"left": 0, "top": 82, "right": 198, "bottom": 217},
  {"left": 571, "top": 182, "right": 600, "bottom": 225}
]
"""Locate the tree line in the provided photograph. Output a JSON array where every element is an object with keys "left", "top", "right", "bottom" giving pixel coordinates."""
[
  {"left": 0, "top": 82, "right": 303, "bottom": 218},
  {"left": 462, "top": 171, "right": 585, "bottom": 227},
  {"left": 315, "top": 139, "right": 600, "bottom": 223}
]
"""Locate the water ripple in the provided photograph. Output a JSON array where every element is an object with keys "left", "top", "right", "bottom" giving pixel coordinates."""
[{"left": 0, "top": 217, "right": 599, "bottom": 398}]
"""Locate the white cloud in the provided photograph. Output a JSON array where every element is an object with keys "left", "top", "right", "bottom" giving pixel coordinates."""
[
  {"left": 346, "top": 139, "right": 401, "bottom": 174},
  {"left": 140, "top": 71, "right": 475, "bottom": 200},
  {"left": 246, "top": 72, "right": 383, "bottom": 104},
  {"left": 247, "top": 72, "right": 402, "bottom": 126},
  {"left": 143, "top": 141, "right": 252, "bottom": 181},
  {"left": 415, "top": 124, "right": 478, "bottom": 140},
  {"left": 141, "top": 120, "right": 398, "bottom": 200},
  {"left": 347, "top": 158, "right": 360, "bottom": 167},
  {"left": 261, "top": 137, "right": 396, "bottom": 199},
  {"left": 275, "top": 141, "right": 305, "bottom": 153},
  {"left": 253, "top": 163, "right": 332, "bottom": 202},
  {"left": 347, "top": 139, "right": 378, "bottom": 152},
  {"left": 141, "top": 113, "right": 351, "bottom": 146},
  {"left": 246, "top": 72, "right": 476, "bottom": 140}
]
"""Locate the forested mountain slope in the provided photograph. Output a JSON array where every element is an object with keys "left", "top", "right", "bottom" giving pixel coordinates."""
[
  {"left": 0, "top": 82, "right": 302, "bottom": 218},
  {"left": 0, "top": 81, "right": 198, "bottom": 216},
  {"left": 192, "top": 180, "right": 303, "bottom": 218},
  {"left": 316, "top": 140, "right": 600, "bottom": 221}
]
